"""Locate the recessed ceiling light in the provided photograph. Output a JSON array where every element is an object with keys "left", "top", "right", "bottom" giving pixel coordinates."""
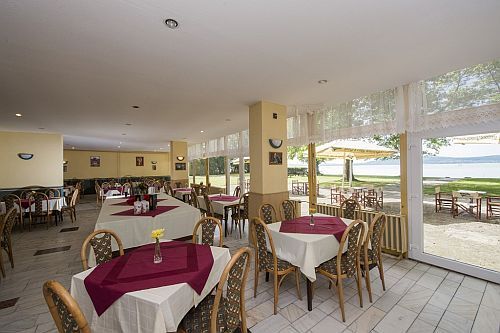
[
  {"left": 318, "top": 79, "right": 328, "bottom": 84},
  {"left": 15, "top": 113, "right": 22, "bottom": 117},
  {"left": 225, "top": 119, "right": 231, "bottom": 122},
  {"left": 125, "top": 123, "right": 132, "bottom": 126},
  {"left": 200, "top": 130, "right": 204, "bottom": 133},
  {"left": 119, "top": 142, "right": 122, "bottom": 144},
  {"left": 117, "top": 146, "right": 121, "bottom": 148},
  {"left": 122, "top": 133, "right": 127, "bottom": 136},
  {"left": 38, "top": 127, "right": 45, "bottom": 130},
  {"left": 71, "top": 146, "right": 75, "bottom": 150},
  {"left": 165, "top": 18, "right": 179, "bottom": 29},
  {"left": 132, "top": 105, "right": 140, "bottom": 109},
  {"left": 159, "top": 148, "right": 163, "bottom": 150}
]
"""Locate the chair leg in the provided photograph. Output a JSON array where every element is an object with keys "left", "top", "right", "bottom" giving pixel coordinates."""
[
  {"left": 273, "top": 272, "right": 279, "bottom": 315},
  {"left": 378, "top": 255, "right": 386, "bottom": 291},
  {"left": 337, "top": 278, "right": 346, "bottom": 322},
  {"left": 364, "top": 261, "right": 373, "bottom": 303},
  {"left": 294, "top": 269, "right": 302, "bottom": 300},
  {"left": 356, "top": 268, "right": 363, "bottom": 308},
  {"left": 254, "top": 268, "right": 259, "bottom": 298},
  {"left": 0, "top": 251, "right": 5, "bottom": 278}
]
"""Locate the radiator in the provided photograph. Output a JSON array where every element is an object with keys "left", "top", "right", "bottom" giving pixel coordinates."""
[{"left": 316, "top": 203, "right": 408, "bottom": 257}]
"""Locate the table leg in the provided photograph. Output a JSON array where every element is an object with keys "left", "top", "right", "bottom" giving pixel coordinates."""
[
  {"left": 224, "top": 207, "right": 228, "bottom": 237},
  {"left": 307, "top": 279, "right": 313, "bottom": 311}
]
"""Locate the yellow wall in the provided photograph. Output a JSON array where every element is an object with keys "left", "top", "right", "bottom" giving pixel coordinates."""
[
  {"left": 170, "top": 141, "right": 188, "bottom": 182},
  {"left": 0, "top": 131, "right": 63, "bottom": 188},
  {"left": 63, "top": 150, "right": 170, "bottom": 179}
]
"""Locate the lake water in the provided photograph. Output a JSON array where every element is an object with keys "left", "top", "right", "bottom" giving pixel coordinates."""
[{"left": 319, "top": 163, "right": 500, "bottom": 178}]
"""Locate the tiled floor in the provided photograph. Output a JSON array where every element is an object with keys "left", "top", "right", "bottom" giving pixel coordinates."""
[{"left": 0, "top": 197, "right": 499, "bottom": 333}]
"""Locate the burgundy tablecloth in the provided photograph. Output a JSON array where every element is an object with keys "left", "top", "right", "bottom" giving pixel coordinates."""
[
  {"left": 84, "top": 241, "right": 214, "bottom": 316},
  {"left": 210, "top": 195, "right": 239, "bottom": 202},
  {"left": 279, "top": 216, "right": 347, "bottom": 241},
  {"left": 111, "top": 205, "right": 179, "bottom": 217},
  {"left": 112, "top": 198, "right": 167, "bottom": 206},
  {"left": 20, "top": 199, "right": 30, "bottom": 209}
]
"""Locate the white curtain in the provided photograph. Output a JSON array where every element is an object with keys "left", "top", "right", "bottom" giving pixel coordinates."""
[{"left": 188, "top": 130, "right": 249, "bottom": 161}]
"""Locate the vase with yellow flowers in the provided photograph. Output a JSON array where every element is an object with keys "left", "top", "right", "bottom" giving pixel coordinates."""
[{"left": 151, "top": 228, "right": 165, "bottom": 264}]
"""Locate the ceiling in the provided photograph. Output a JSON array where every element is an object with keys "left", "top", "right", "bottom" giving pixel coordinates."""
[{"left": 1, "top": 0, "right": 499, "bottom": 151}]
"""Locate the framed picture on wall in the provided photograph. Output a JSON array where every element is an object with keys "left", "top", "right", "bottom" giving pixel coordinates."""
[
  {"left": 63, "top": 165, "right": 68, "bottom": 172},
  {"left": 152, "top": 165, "right": 157, "bottom": 171},
  {"left": 175, "top": 162, "right": 186, "bottom": 170},
  {"left": 269, "top": 152, "right": 283, "bottom": 165},
  {"left": 90, "top": 156, "right": 100, "bottom": 167},
  {"left": 136, "top": 156, "right": 144, "bottom": 166}
]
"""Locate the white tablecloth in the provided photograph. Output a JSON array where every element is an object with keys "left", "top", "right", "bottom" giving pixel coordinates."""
[
  {"left": 266, "top": 214, "right": 367, "bottom": 282},
  {"left": 93, "top": 194, "right": 200, "bottom": 253},
  {"left": 197, "top": 195, "right": 240, "bottom": 216},
  {"left": 71, "top": 243, "right": 231, "bottom": 333},
  {"left": 0, "top": 197, "right": 66, "bottom": 214},
  {"left": 173, "top": 189, "right": 191, "bottom": 201}
]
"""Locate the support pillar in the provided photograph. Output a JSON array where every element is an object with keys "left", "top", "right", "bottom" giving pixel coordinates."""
[
  {"left": 225, "top": 156, "right": 231, "bottom": 195},
  {"left": 248, "top": 101, "right": 288, "bottom": 221},
  {"left": 308, "top": 142, "right": 317, "bottom": 214},
  {"left": 205, "top": 158, "right": 210, "bottom": 187},
  {"left": 170, "top": 141, "right": 188, "bottom": 186}
]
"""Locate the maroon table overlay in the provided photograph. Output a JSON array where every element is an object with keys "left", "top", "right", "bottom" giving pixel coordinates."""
[
  {"left": 84, "top": 241, "right": 215, "bottom": 316},
  {"left": 111, "top": 205, "right": 179, "bottom": 217},
  {"left": 279, "top": 216, "right": 347, "bottom": 242},
  {"left": 209, "top": 195, "right": 239, "bottom": 202},
  {"left": 20, "top": 199, "right": 30, "bottom": 209},
  {"left": 112, "top": 198, "right": 167, "bottom": 206}
]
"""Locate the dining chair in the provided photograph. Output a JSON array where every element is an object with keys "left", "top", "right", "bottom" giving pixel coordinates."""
[
  {"left": 0, "top": 208, "right": 17, "bottom": 277},
  {"left": 61, "top": 189, "right": 79, "bottom": 223},
  {"left": 251, "top": 217, "right": 301, "bottom": 315},
  {"left": 259, "top": 203, "right": 277, "bottom": 224},
  {"left": 81, "top": 229, "right": 124, "bottom": 270},
  {"left": 122, "top": 182, "right": 132, "bottom": 195},
  {"left": 231, "top": 193, "right": 249, "bottom": 238},
  {"left": 181, "top": 247, "right": 251, "bottom": 333},
  {"left": 29, "top": 192, "right": 52, "bottom": 230},
  {"left": 435, "top": 186, "right": 453, "bottom": 213},
  {"left": 152, "top": 180, "right": 162, "bottom": 193},
  {"left": 167, "top": 183, "right": 174, "bottom": 196},
  {"left": 43, "top": 280, "right": 91, "bottom": 333},
  {"left": 339, "top": 198, "right": 361, "bottom": 220},
  {"left": 203, "top": 193, "right": 224, "bottom": 221},
  {"left": 95, "top": 183, "right": 104, "bottom": 205},
  {"left": 280, "top": 200, "right": 296, "bottom": 221},
  {"left": 233, "top": 186, "right": 241, "bottom": 198},
  {"left": 316, "top": 220, "right": 366, "bottom": 322},
  {"left": 3, "top": 194, "right": 24, "bottom": 230},
  {"left": 360, "top": 212, "right": 386, "bottom": 303},
  {"left": 486, "top": 196, "right": 500, "bottom": 219},
  {"left": 192, "top": 217, "right": 223, "bottom": 247}
]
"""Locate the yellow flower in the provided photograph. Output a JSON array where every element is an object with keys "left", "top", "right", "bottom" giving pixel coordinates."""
[{"left": 151, "top": 228, "right": 165, "bottom": 239}]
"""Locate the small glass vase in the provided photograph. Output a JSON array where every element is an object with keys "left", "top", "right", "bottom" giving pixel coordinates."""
[{"left": 153, "top": 238, "right": 162, "bottom": 264}]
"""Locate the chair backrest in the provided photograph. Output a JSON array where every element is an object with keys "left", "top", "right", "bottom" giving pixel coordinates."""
[
  {"left": 435, "top": 186, "right": 441, "bottom": 194},
  {"left": 192, "top": 217, "right": 223, "bottom": 247},
  {"left": 122, "top": 182, "right": 131, "bottom": 194},
  {"left": 365, "top": 213, "right": 386, "bottom": 259},
  {"left": 211, "top": 247, "right": 251, "bottom": 333},
  {"left": 336, "top": 220, "right": 365, "bottom": 278},
  {"left": 153, "top": 181, "right": 162, "bottom": 193},
  {"left": 81, "top": 229, "right": 124, "bottom": 270},
  {"left": 4, "top": 194, "right": 20, "bottom": 212},
  {"left": 190, "top": 188, "right": 199, "bottom": 208},
  {"left": 43, "top": 280, "right": 90, "bottom": 333},
  {"left": 95, "top": 184, "right": 102, "bottom": 198},
  {"left": 238, "top": 193, "right": 249, "bottom": 220},
  {"left": 1, "top": 208, "right": 17, "bottom": 244},
  {"left": 29, "top": 192, "right": 50, "bottom": 215},
  {"left": 251, "top": 217, "right": 278, "bottom": 272},
  {"left": 259, "top": 203, "right": 277, "bottom": 224},
  {"left": 167, "top": 183, "right": 174, "bottom": 196},
  {"left": 69, "top": 189, "right": 79, "bottom": 207},
  {"left": 203, "top": 193, "right": 215, "bottom": 216},
  {"left": 340, "top": 198, "right": 361, "bottom": 219},
  {"left": 233, "top": 186, "right": 241, "bottom": 198},
  {"left": 101, "top": 182, "right": 110, "bottom": 190},
  {"left": 280, "top": 200, "right": 296, "bottom": 221}
]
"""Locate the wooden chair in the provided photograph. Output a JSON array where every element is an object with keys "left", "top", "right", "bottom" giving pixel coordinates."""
[
  {"left": 233, "top": 186, "right": 241, "bottom": 198},
  {"left": 203, "top": 193, "right": 224, "bottom": 221},
  {"left": 360, "top": 212, "right": 387, "bottom": 303},
  {"left": 43, "top": 280, "right": 91, "bottom": 333},
  {"left": 251, "top": 217, "right": 301, "bottom": 315},
  {"left": 330, "top": 186, "right": 345, "bottom": 205},
  {"left": 452, "top": 191, "right": 481, "bottom": 220},
  {"left": 181, "top": 247, "right": 251, "bottom": 333},
  {"left": 192, "top": 217, "right": 223, "bottom": 247},
  {"left": 486, "top": 196, "right": 500, "bottom": 219},
  {"left": 81, "top": 229, "right": 124, "bottom": 270},
  {"left": 152, "top": 181, "right": 162, "bottom": 193},
  {"left": 122, "top": 182, "right": 132, "bottom": 195},
  {"left": 259, "top": 203, "right": 277, "bottom": 224},
  {"left": 28, "top": 192, "right": 52, "bottom": 230},
  {"left": 340, "top": 198, "right": 361, "bottom": 220},
  {"left": 316, "top": 220, "right": 366, "bottom": 322},
  {"left": 0, "top": 208, "right": 17, "bottom": 277},
  {"left": 95, "top": 183, "right": 104, "bottom": 205},
  {"left": 435, "top": 186, "right": 453, "bottom": 213},
  {"left": 280, "top": 200, "right": 296, "bottom": 221},
  {"left": 3, "top": 194, "right": 24, "bottom": 230},
  {"left": 230, "top": 193, "right": 249, "bottom": 238},
  {"left": 61, "top": 189, "right": 79, "bottom": 223}
]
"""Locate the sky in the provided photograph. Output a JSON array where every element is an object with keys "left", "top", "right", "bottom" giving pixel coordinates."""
[{"left": 437, "top": 143, "right": 500, "bottom": 158}]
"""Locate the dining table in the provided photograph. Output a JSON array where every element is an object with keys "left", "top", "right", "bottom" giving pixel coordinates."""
[
  {"left": 71, "top": 240, "right": 231, "bottom": 333},
  {"left": 173, "top": 188, "right": 192, "bottom": 202},
  {"left": 197, "top": 194, "right": 240, "bottom": 237},
  {"left": 0, "top": 197, "right": 67, "bottom": 215},
  {"left": 266, "top": 213, "right": 368, "bottom": 311},
  {"left": 90, "top": 194, "right": 200, "bottom": 265}
]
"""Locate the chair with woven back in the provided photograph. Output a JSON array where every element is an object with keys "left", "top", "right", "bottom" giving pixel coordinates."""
[
  {"left": 61, "top": 189, "right": 79, "bottom": 223},
  {"left": 232, "top": 186, "right": 241, "bottom": 198},
  {"left": 360, "top": 212, "right": 387, "bottom": 303},
  {"left": 181, "top": 247, "right": 251, "bottom": 333},
  {"left": 28, "top": 192, "right": 52, "bottom": 230},
  {"left": 259, "top": 203, "right": 277, "bottom": 224},
  {"left": 3, "top": 193, "right": 23, "bottom": 230},
  {"left": 166, "top": 183, "right": 175, "bottom": 196},
  {"left": 192, "top": 217, "right": 223, "bottom": 247},
  {"left": 95, "top": 183, "right": 104, "bottom": 205},
  {"left": 316, "top": 220, "right": 366, "bottom": 322},
  {"left": 46, "top": 188, "right": 61, "bottom": 198},
  {"left": 122, "top": 182, "right": 132, "bottom": 196},
  {"left": 231, "top": 193, "right": 249, "bottom": 238},
  {"left": 0, "top": 208, "right": 17, "bottom": 277},
  {"left": 152, "top": 180, "right": 162, "bottom": 193},
  {"left": 251, "top": 217, "right": 301, "bottom": 314},
  {"left": 280, "top": 200, "right": 296, "bottom": 221},
  {"left": 81, "top": 229, "right": 124, "bottom": 270},
  {"left": 340, "top": 198, "right": 361, "bottom": 220},
  {"left": 43, "top": 280, "right": 91, "bottom": 333},
  {"left": 203, "top": 193, "right": 224, "bottom": 221}
]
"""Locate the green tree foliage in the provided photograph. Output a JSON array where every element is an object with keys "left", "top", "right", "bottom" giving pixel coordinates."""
[{"left": 287, "top": 146, "right": 326, "bottom": 175}]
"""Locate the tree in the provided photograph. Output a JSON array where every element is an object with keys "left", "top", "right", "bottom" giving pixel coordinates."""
[
  {"left": 287, "top": 145, "right": 327, "bottom": 176},
  {"left": 370, "top": 135, "right": 450, "bottom": 158}
]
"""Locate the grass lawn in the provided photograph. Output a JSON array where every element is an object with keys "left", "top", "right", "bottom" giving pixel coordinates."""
[{"left": 422, "top": 178, "right": 500, "bottom": 196}]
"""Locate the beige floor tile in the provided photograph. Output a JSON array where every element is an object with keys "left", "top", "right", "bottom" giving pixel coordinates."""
[
  {"left": 347, "top": 306, "right": 385, "bottom": 333},
  {"left": 447, "top": 297, "right": 479, "bottom": 321},
  {"left": 481, "top": 283, "right": 500, "bottom": 311},
  {"left": 461, "top": 276, "right": 487, "bottom": 293},
  {"left": 373, "top": 305, "right": 417, "bottom": 333},
  {"left": 418, "top": 303, "right": 445, "bottom": 327},
  {"left": 251, "top": 313, "right": 290, "bottom": 333},
  {"left": 373, "top": 291, "right": 402, "bottom": 312},
  {"left": 331, "top": 301, "right": 365, "bottom": 326},
  {"left": 415, "top": 272, "right": 444, "bottom": 291},
  {"left": 292, "top": 308, "right": 327, "bottom": 333},
  {"left": 316, "top": 298, "right": 339, "bottom": 315},
  {"left": 471, "top": 304, "right": 500, "bottom": 333},
  {"left": 407, "top": 318, "right": 436, "bottom": 333},
  {"left": 438, "top": 310, "right": 474, "bottom": 333},
  {"left": 427, "top": 266, "right": 449, "bottom": 278},
  {"left": 455, "top": 285, "right": 484, "bottom": 305},
  {"left": 436, "top": 279, "right": 460, "bottom": 296},
  {"left": 280, "top": 303, "right": 306, "bottom": 322},
  {"left": 397, "top": 284, "right": 434, "bottom": 313},
  {"left": 310, "top": 315, "right": 347, "bottom": 333},
  {"left": 445, "top": 271, "right": 464, "bottom": 284},
  {"left": 428, "top": 291, "right": 454, "bottom": 310}
]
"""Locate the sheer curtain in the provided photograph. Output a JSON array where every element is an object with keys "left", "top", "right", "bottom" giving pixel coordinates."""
[{"left": 188, "top": 130, "right": 249, "bottom": 161}]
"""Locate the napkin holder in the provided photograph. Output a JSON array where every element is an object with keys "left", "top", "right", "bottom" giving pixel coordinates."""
[
  {"left": 141, "top": 200, "right": 149, "bottom": 213},
  {"left": 149, "top": 194, "right": 158, "bottom": 211},
  {"left": 133, "top": 201, "right": 142, "bottom": 215}
]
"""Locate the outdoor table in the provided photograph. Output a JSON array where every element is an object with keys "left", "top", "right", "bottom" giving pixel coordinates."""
[
  {"left": 71, "top": 240, "right": 231, "bottom": 333},
  {"left": 454, "top": 190, "right": 485, "bottom": 220},
  {"left": 266, "top": 213, "right": 368, "bottom": 311},
  {"left": 197, "top": 194, "right": 240, "bottom": 237},
  {"left": 91, "top": 193, "right": 200, "bottom": 265}
]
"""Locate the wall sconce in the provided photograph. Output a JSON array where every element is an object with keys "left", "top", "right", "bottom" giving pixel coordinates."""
[
  {"left": 18, "top": 153, "right": 34, "bottom": 160},
  {"left": 151, "top": 161, "right": 157, "bottom": 165},
  {"left": 268, "top": 139, "right": 283, "bottom": 149},
  {"left": 63, "top": 160, "right": 68, "bottom": 165},
  {"left": 176, "top": 156, "right": 185, "bottom": 161}
]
